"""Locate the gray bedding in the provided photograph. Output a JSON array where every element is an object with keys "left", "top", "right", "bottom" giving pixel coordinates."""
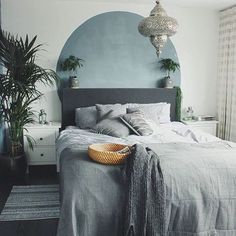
[
  {"left": 57, "top": 130, "right": 236, "bottom": 236},
  {"left": 58, "top": 148, "right": 125, "bottom": 236}
]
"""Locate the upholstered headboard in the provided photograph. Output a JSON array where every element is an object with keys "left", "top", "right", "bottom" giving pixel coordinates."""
[{"left": 61, "top": 88, "right": 177, "bottom": 129}]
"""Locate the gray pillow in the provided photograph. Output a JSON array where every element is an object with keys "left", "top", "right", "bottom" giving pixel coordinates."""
[
  {"left": 92, "top": 110, "right": 130, "bottom": 138},
  {"left": 75, "top": 106, "right": 97, "bottom": 129},
  {"left": 96, "top": 104, "right": 127, "bottom": 121},
  {"left": 120, "top": 111, "right": 153, "bottom": 136}
]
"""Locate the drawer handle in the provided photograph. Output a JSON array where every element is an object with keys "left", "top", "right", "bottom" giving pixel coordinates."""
[
  {"left": 40, "top": 138, "right": 43, "bottom": 141},
  {"left": 40, "top": 153, "right": 44, "bottom": 157}
]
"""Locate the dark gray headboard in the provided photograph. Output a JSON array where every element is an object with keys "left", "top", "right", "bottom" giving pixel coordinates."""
[{"left": 62, "top": 88, "right": 177, "bottom": 129}]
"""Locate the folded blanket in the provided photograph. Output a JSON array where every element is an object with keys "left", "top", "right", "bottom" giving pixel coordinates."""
[{"left": 123, "top": 144, "right": 166, "bottom": 236}]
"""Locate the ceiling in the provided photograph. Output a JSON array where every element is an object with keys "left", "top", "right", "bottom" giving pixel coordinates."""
[
  {"left": 59, "top": 0, "right": 235, "bottom": 10},
  {"left": 164, "top": 0, "right": 235, "bottom": 10}
]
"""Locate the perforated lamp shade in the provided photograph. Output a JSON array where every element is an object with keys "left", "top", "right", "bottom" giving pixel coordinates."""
[{"left": 138, "top": 1, "right": 178, "bottom": 57}]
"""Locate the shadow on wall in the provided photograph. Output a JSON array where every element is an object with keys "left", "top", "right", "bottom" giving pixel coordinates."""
[{"left": 56, "top": 11, "right": 180, "bottom": 98}]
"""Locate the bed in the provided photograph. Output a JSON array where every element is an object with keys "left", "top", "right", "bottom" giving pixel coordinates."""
[{"left": 57, "top": 88, "right": 236, "bottom": 236}]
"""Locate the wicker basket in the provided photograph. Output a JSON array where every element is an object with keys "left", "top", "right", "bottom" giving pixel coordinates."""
[{"left": 88, "top": 143, "right": 131, "bottom": 165}]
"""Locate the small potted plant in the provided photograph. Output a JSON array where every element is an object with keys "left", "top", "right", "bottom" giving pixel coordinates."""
[
  {"left": 61, "top": 55, "right": 84, "bottom": 88},
  {"left": 159, "top": 58, "right": 180, "bottom": 88},
  {"left": 0, "top": 30, "right": 58, "bottom": 179}
]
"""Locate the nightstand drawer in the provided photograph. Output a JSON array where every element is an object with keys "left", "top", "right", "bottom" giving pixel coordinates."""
[
  {"left": 181, "top": 120, "right": 218, "bottom": 136},
  {"left": 27, "top": 147, "right": 56, "bottom": 163},
  {"left": 28, "top": 129, "right": 56, "bottom": 146},
  {"left": 191, "top": 125, "right": 216, "bottom": 136}
]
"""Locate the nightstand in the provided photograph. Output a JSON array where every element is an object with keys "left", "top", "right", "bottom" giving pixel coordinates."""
[
  {"left": 24, "top": 122, "right": 61, "bottom": 167},
  {"left": 181, "top": 120, "right": 219, "bottom": 136}
]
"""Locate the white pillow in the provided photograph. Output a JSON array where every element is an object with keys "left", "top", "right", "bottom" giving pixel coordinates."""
[{"left": 127, "top": 103, "right": 171, "bottom": 124}]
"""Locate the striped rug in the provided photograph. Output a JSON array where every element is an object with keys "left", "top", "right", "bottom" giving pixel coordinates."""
[{"left": 0, "top": 185, "right": 60, "bottom": 221}]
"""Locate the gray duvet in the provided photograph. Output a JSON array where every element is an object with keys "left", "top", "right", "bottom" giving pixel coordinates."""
[{"left": 57, "top": 131, "right": 236, "bottom": 236}]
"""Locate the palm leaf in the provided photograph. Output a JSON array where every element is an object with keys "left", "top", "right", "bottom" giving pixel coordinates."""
[
  {"left": 24, "top": 134, "right": 36, "bottom": 150},
  {"left": 0, "top": 29, "right": 59, "bottom": 156}
]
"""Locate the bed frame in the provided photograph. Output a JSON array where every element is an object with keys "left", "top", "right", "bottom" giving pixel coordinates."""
[{"left": 61, "top": 88, "right": 178, "bottom": 129}]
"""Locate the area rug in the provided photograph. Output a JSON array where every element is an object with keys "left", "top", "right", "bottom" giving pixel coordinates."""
[{"left": 0, "top": 185, "right": 60, "bottom": 221}]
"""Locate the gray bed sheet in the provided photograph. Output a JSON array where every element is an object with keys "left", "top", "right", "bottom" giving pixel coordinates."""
[
  {"left": 150, "top": 142, "right": 236, "bottom": 236},
  {"left": 58, "top": 148, "right": 125, "bottom": 236},
  {"left": 57, "top": 129, "right": 236, "bottom": 236}
]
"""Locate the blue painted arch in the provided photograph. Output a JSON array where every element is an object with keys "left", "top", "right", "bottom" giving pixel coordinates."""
[{"left": 56, "top": 11, "right": 180, "bottom": 97}]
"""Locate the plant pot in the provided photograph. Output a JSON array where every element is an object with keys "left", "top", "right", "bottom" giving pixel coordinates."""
[
  {"left": 163, "top": 76, "right": 174, "bottom": 88},
  {"left": 69, "top": 76, "right": 79, "bottom": 88},
  {"left": 0, "top": 153, "right": 27, "bottom": 180}
]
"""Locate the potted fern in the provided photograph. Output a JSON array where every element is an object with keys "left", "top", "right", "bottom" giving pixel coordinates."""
[
  {"left": 159, "top": 58, "right": 180, "bottom": 88},
  {"left": 0, "top": 30, "right": 58, "bottom": 179},
  {"left": 61, "top": 55, "right": 84, "bottom": 88}
]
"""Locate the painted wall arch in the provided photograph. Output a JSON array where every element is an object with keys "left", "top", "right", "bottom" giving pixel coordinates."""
[{"left": 56, "top": 11, "right": 180, "bottom": 97}]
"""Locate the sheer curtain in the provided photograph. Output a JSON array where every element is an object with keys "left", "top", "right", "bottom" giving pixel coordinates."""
[
  {"left": 0, "top": 0, "right": 4, "bottom": 153},
  {"left": 217, "top": 6, "right": 236, "bottom": 141}
]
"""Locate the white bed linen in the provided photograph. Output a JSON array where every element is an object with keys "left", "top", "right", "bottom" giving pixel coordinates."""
[
  {"left": 125, "top": 122, "right": 220, "bottom": 144},
  {"left": 57, "top": 122, "right": 221, "bottom": 158}
]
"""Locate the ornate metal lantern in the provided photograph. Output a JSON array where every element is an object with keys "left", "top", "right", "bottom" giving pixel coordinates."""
[{"left": 138, "top": 1, "right": 178, "bottom": 57}]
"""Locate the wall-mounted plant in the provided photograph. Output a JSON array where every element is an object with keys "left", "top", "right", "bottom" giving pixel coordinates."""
[
  {"left": 61, "top": 55, "right": 84, "bottom": 88},
  {"left": 159, "top": 58, "right": 180, "bottom": 88}
]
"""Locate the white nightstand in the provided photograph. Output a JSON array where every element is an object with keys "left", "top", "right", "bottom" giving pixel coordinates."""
[
  {"left": 24, "top": 122, "right": 61, "bottom": 167},
  {"left": 181, "top": 120, "right": 219, "bottom": 136}
]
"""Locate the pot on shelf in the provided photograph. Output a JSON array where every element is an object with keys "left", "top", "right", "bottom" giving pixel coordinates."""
[
  {"left": 69, "top": 76, "right": 79, "bottom": 88},
  {"left": 0, "top": 153, "right": 27, "bottom": 180},
  {"left": 163, "top": 76, "right": 174, "bottom": 88}
]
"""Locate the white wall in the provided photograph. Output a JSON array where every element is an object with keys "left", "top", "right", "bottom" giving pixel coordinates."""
[{"left": 2, "top": 0, "right": 219, "bottom": 121}]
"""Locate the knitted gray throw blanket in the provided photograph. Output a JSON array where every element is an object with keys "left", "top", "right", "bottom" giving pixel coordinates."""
[{"left": 123, "top": 144, "right": 166, "bottom": 236}]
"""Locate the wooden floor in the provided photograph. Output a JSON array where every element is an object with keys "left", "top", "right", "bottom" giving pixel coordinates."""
[{"left": 0, "top": 166, "right": 59, "bottom": 236}]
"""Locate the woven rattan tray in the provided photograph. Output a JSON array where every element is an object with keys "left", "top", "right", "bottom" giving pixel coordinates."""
[{"left": 88, "top": 143, "right": 131, "bottom": 165}]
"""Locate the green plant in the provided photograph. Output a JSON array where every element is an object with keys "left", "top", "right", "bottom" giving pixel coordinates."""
[
  {"left": 159, "top": 58, "right": 180, "bottom": 78},
  {"left": 0, "top": 30, "right": 58, "bottom": 157},
  {"left": 61, "top": 55, "right": 84, "bottom": 77},
  {"left": 175, "top": 86, "right": 182, "bottom": 122}
]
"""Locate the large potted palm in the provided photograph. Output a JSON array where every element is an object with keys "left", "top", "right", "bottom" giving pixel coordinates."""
[{"left": 0, "top": 30, "right": 58, "bottom": 179}]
